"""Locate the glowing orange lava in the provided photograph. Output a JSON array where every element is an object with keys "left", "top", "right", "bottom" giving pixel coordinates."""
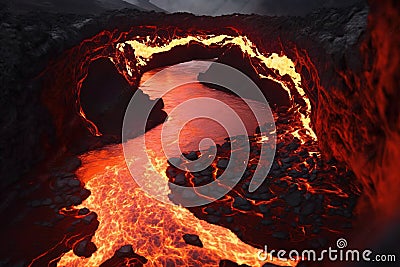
[
  {"left": 119, "top": 34, "right": 316, "bottom": 141},
  {"left": 57, "top": 30, "right": 318, "bottom": 267},
  {"left": 77, "top": 32, "right": 316, "bottom": 142},
  {"left": 57, "top": 144, "right": 296, "bottom": 267}
]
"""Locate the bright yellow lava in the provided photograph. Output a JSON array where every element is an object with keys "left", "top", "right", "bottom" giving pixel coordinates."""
[
  {"left": 57, "top": 145, "right": 297, "bottom": 266},
  {"left": 117, "top": 34, "right": 316, "bottom": 141}
]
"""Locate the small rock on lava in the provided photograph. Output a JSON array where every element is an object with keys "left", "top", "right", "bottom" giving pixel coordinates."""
[{"left": 182, "top": 234, "right": 203, "bottom": 248}]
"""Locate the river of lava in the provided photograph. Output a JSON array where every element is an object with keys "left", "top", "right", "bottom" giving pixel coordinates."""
[
  {"left": 58, "top": 63, "right": 296, "bottom": 266},
  {"left": 57, "top": 140, "right": 294, "bottom": 266}
]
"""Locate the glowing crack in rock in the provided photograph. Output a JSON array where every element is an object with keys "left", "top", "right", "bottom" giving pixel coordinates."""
[{"left": 116, "top": 34, "right": 316, "bottom": 140}]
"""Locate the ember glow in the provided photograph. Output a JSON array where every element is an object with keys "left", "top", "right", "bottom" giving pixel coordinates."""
[
  {"left": 77, "top": 31, "right": 316, "bottom": 141},
  {"left": 58, "top": 29, "right": 321, "bottom": 266},
  {"left": 57, "top": 59, "right": 299, "bottom": 266},
  {"left": 117, "top": 34, "right": 316, "bottom": 140},
  {"left": 57, "top": 145, "right": 296, "bottom": 267}
]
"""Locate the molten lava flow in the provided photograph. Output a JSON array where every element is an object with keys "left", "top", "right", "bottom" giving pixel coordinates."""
[
  {"left": 116, "top": 34, "right": 316, "bottom": 141},
  {"left": 166, "top": 104, "right": 360, "bottom": 251},
  {"left": 71, "top": 29, "right": 315, "bottom": 141},
  {"left": 55, "top": 26, "right": 324, "bottom": 267},
  {"left": 57, "top": 143, "right": 296, "bottom": 267}
]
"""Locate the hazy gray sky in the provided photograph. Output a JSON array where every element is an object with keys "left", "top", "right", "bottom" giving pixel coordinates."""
[
  {"left": 121, "top": 0, "right": 165, "bottom": 12},
  {"left": 148, "top": 0, "right": 361, "bottom": 16}
]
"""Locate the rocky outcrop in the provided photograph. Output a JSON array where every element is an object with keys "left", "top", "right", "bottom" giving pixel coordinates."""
[
  {"left": 298, "top": 1, "right": 400, "bottom": 219},
  {"left": 80, "top": 57, "right": 167, "bottom": 138}
]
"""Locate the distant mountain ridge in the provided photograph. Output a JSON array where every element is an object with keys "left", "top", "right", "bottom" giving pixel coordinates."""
[
  {"left": 122, "top": 0, "right": 165, "bottom": 12},
  {"left": 2, "top": 0, "right": 165, "bottom": 14}
]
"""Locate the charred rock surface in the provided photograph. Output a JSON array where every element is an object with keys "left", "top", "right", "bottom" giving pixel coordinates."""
[
  {"left": 0, "top": 156, "right": 98, "bottom": 266},
  {"left": 99, "top": 245, "right": 148, "bottom": 267},
  {"left": 80, "top": 57, "right": 167, "bottom": 138},
  {"left": 167, "top": 105, "right": 361, "bottom": 251},
  {"left": 219, "top": 259, "right": 252, "bottom": 267},
  {"left": 183, "top": 234, "right": 204, "bottom": 248}
]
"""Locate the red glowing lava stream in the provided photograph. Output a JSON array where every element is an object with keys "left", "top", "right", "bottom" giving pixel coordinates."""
[
  {"left": 57, "top": 34, "right": 312, "bottom": 266},
  {"left": 57, "top": 145, "right": 295, "bottom": 266}
]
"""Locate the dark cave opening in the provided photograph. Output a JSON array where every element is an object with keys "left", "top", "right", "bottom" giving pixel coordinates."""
[{"left": 80, "top": 57, "right": 133, "bottom": 136}]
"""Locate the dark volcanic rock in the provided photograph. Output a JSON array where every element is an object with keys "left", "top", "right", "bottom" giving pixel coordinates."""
[
  {"left": 99, "top": 244, "right": 148, "bottom": 267},
  {"left": 272, "top": 231, "right": 289, "bottom": 240},
  {"left": 193, "top": 175, "right": 213, "bottom": 186},
  {"left": 262, "top": 263, "right": 281, "bottom": 267},
  {"left": 233, "top": 197, "right": 252, "bottom": 211},
  {"left": 173, "top": 173, "right": 187, "bottom": 186},
  {"left": 80, "top": 58, "right": 137, "bottom": 137},
  {"left": 300, "top": 202, "right": 316, "bottom": 216},
  {"left": 219, "top": 260, "right": 251, "bottom": 267},
  {"left": 73, "top": 239, "right": 97, "bottom": 258},
  {"left": 78, "top": 207, "right": 90, "bottom": 215},
  {"left": 261, "top": 219, "right": 274, "bottom": 226},
  {"left": 116, "top": 245, "right": 134, "bottom": 258},
  {"left": 258, "top": 204, "right": 270, "bottom": 214},
  {"left": 283, "top": 191, "right": 302, "bottom": 207},
  {"left": 184, "top": 151, "right": 199, "bottom": 161},
  {"left": 217, "top": 158, "right": 229, "bottom": 169},
  {"left": 183, "top": 234, "right": 203, "bottom": 248},
  {"left": 82, "top": 213, "right": 97, "bottom": 224},
  {"left": 206, "top": 215, "right": 221, "bottom": 224}
]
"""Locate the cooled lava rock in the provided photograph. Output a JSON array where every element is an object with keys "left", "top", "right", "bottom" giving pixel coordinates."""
[
  {"left": 219, "top": 259, "right": 252, "bottom": 267},
  {"left": 73, "top": 238, "right": 97, "bottom": 258},
  {"left": 182, "top": 234, "right": 203, "bottom": 248},
  {"left": 167, "top": 105, "right": 361, "bottom": 251},
  {"left": 99, "top": 245, "right": 148, "bottom": 267}
]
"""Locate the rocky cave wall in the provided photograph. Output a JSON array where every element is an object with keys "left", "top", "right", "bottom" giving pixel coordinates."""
[
  {"left": 318, "top": 0, "right": 400, "bottom": 218},
  {"left": 1, "top": 2, "right": 399, "bottom": 223}
]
